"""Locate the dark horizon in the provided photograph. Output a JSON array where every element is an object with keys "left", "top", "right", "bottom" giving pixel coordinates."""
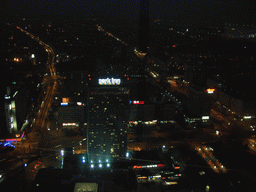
[{"left": 2, "top": 0, "right": 256, "bottom": 25}]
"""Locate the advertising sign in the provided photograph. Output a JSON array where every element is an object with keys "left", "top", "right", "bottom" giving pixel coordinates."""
[{"left": 98, "top": 78, "right": 121, "bottom": 85}]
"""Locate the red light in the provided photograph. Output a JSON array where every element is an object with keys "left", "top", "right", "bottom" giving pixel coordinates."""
[
  {"left": 6, "top": 139, "right": 18, "bottom": 141},
  {"left": 124, "top": 74, "right": 126, "bottom": 77},
  {"left": 162, "top": 177, "right": 166, "bottom": 180},
  {"left": 88, "top": 74, "right": 90, "bottom": 77},
  {"left": 175, "top": 166, "right": 180, "bottom": 169},
  {"left": 132, "top": 101, "right": 144, "bottom": 105},
  {"left": 89, "top": 78, "right": 91, "bottom": 80},
  {"left": 172, "top": 45, "right": 176, "bottom": 48},
  {"left": 158, "top": 164, "right": 165, "bottom": 167},
  {"left": 127, "top": 78, "right": 129, "bottom": 80}
]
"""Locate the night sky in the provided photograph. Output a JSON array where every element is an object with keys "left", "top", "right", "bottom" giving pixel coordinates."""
[{"left": 2, "top": 0, "right": 256, "bottom": 24}]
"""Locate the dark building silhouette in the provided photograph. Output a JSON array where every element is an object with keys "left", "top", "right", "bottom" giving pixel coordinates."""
[{"left": 139, "top": 0, "right": 149, "bottom": 53}]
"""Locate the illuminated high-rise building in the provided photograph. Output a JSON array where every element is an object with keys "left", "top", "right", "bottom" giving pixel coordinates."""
[
  {"left": 139, "top": 0, "right": 149, "bottom": 53},
  {"left": 87, "top": 76, "right": 130, "bottom": 166}
]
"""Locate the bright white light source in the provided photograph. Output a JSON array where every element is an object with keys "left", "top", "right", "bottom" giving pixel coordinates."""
[
  {"left": 31, "top": 54, "right": 35, "bottom": 58},
  {"left": 77, "top": 102, "right": 82, "bottom": 105},
  {"left": 107, "top": 164, "right": 110, "bottom": 167},
  {"left": 99, "top": 164, "right": 102, "bottom": 168},
  {"left": 91, "top": 164, "right": 94, "bottom": 168}
]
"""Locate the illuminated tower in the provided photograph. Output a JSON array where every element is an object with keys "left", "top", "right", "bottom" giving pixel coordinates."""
[
  {"left": 87, "top": 76, "right": 130, "bottom": 168},
  {"left": 139, "top": 0, "right": 149, "bottom": 53}
]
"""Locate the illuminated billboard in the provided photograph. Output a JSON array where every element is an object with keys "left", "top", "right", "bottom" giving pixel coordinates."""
[
  {"left": 98, "top": 78, "right": 121, "bottom": 85},
  {"left": 63, "top": 123, "right": 78, "bottom": 126},
  {"left": 132, "top": 100, "right": 144, "bottom": 105}
]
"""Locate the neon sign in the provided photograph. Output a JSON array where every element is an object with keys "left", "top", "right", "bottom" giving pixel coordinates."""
[
  {"left": 98, "top": 78, "right": 121, "bottom": 85},
  {"left": 63, "top": 123, "right": 77, "bottom": 126},
  {"left": 132, "top": 101, "right": 144, "bottom": 104}
]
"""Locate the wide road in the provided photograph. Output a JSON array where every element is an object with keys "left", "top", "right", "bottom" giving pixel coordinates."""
[{"left": 16, "top": 26, "right": 60, "bottom": 134}]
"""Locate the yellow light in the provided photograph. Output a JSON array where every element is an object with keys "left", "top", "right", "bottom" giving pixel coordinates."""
[{"left": 207, "top": 88, "right": 215, "bottom": 94}]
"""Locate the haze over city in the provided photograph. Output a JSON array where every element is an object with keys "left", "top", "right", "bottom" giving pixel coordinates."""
[{"left": 1, "top": 0, "right": 256, "bottom": 191}]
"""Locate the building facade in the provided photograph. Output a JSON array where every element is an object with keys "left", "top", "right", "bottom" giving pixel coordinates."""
[{"left": 87, "top": 77, "right": 130, "bottom": 166}]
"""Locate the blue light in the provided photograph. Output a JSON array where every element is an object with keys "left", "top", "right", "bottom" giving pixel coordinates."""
[
  {"left": 91, "top": 164, "right": 94, "bottom": 168},
  {"left": 24, "top": 163, "right": 27, "bottom": 167},
  {"left": 82, "top": 160, "right": 85, "bottom": 163},
  {"left": 99, "top": 164, "right": 102, "bottom": 168},
  {"left": 107, "top": 163, "right": 110, "bottom": 167},
  {"left": 3, "top": 142, "right": 15, "bottom": 148}
]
